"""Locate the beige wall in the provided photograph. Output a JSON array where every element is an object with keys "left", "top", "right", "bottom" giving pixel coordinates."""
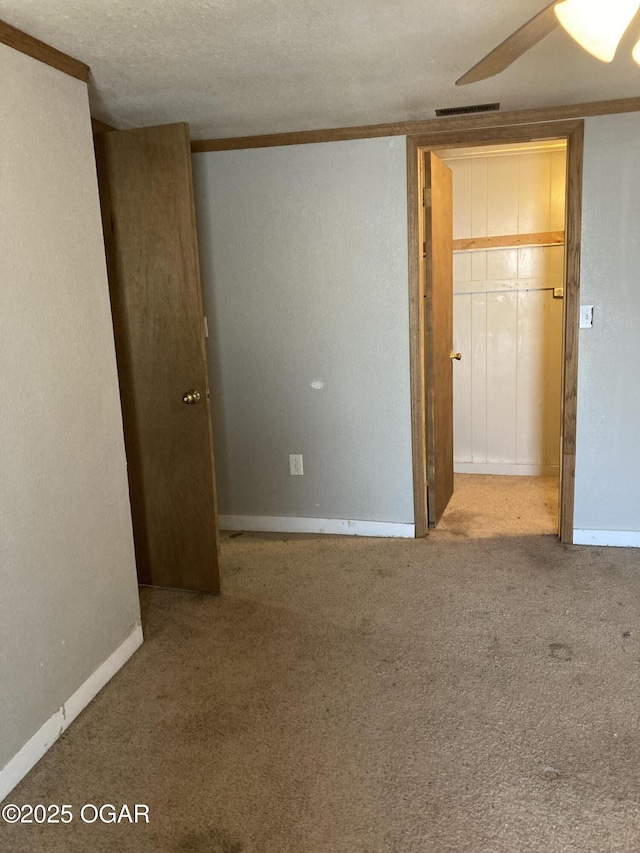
[{"left": 0, "top": 44, "right": 141, "bottom": 781}]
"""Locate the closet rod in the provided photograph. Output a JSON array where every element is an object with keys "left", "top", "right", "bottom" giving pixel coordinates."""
[{"left": 454, "top": 285, "right": 563, "bottom": 297}]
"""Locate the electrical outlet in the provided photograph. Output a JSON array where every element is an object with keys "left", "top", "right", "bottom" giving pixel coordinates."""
[{"left": 289, "top": 454, "right": 303, "bottom": 476}]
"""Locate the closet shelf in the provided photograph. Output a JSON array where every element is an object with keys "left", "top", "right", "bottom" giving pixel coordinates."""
[{"left": 453, "top": 230, "right": 564, "bottom": 252}]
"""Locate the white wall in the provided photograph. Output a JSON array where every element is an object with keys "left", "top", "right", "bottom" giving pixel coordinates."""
[
  {"left": 0, "top": 45, "right": 141, "bottom": 792},
  {"left": 443, "top": 145, "right": 565, "bottom": 476},
  {"left": 574, "top": 113, "right": 640, "bottom": 543},
  {"left": 192, "top": 137, "right": 414, "bottom": 531}
]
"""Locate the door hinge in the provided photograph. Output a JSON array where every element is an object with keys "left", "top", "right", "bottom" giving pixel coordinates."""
[
  {"left": 423, "top": 187, "right": 432, "bottom": 207},
  {"left": 426, "top": 463, "right": 434, "bottom": 481}
]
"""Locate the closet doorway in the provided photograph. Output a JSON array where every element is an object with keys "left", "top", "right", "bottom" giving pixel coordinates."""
[
  {"left": 407, "top": 121, "right": 583, "bottom": 543},
  {"left": 439, "top": 139, "right": 566, "bottom": 536}
]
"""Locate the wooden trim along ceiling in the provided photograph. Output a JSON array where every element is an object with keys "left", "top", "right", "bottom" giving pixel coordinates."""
[
  {"left": 192, "top": 96, "right": 640, "bottom": 152},
  {"left": 407, "top": 120, "right": 583, "bottom": 543},
  {"left": 0, "top": 20, "right": 89, "bottom": 83}
]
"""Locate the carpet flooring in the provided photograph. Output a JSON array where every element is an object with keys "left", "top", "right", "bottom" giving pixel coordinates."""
[
  {"left": 439, "top": 473, "right": 559, "bottom": 538},
  {"left": 3, "top": 476, "right": 640, "bottom": 852}
]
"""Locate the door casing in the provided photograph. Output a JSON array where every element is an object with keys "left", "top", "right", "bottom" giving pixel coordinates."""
[{"left": 407, "top": 120, "right": 584, "bottom": 542}]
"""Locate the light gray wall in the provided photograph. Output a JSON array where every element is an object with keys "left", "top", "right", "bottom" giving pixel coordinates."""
[
  {"left": 194, "top": 114, "right": 640, "bottom": 536},
  {"left": 0, "top": 45, "right": 141, "bottom": 768},
  {"left": 192, "top": 137, "right": 413, "bottom": 524},
  {"left": 573, "top": 113, "right": 640, "bottom": 533}
]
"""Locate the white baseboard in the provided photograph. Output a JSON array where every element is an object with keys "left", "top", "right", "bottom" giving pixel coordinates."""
[
  {"left": 0, "top": 625, "right": 143, "bottom": 804},
  {"left": 454, "top": 463, "right": 559, "bottom": 476},
  {"left": 573, "top": 529, "right": 640, "bottom": 548},
  {"left": 219, "top": 515, "right": 415, "bottom": 538}
]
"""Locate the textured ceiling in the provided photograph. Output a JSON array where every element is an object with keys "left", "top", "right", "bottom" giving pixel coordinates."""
[{"left": 3, "top": 0, "right": 640, "bottom": 140}]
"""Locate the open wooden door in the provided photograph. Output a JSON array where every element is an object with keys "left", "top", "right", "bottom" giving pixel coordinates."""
[
  {"left": 95, "top": 123, "right": 221, "bottom": 593},
  {"left": 423, "top": 151, "right": 455, "bottom": 527}
]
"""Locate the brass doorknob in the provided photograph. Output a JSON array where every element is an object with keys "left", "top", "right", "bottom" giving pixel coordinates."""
[
  {"left": 183, "top": 390, "right": 201, "bottom": 405},
  {"left": 450, "top": 352, "right": 462, "bottom": 361}
]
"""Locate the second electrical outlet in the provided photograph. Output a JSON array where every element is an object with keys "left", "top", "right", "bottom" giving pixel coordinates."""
[{"left": 289, "top": 454, "right": 303, "bottom": 476}]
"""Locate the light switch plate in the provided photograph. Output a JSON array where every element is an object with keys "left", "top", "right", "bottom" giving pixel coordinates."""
[{"left": 579, "top": 305, "right": 594, "bottom": 328}]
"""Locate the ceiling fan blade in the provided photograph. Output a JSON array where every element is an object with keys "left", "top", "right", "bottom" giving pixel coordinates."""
[{"left": 456, "top": 2, "right": 559, "bottom": 85}]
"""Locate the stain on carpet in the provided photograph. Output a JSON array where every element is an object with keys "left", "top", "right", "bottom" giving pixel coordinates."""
[{"left": 548, "top": 642, "right": 573, "bottom": 661}]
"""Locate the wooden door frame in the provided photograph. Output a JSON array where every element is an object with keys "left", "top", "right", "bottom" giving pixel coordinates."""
[{"left": 407, "top": 120, "right": 584, "bottom": 542}]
